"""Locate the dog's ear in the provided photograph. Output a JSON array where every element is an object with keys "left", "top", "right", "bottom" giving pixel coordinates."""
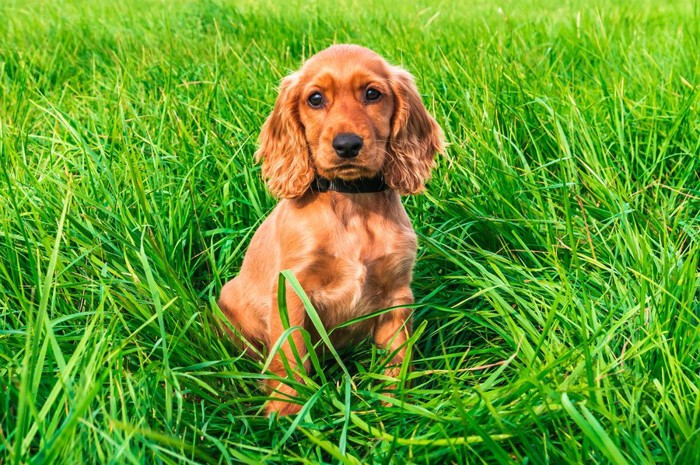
[
  {"left": 385, "top": 67, "right": 444, "bottom": 195},
  {"left": 255, "top": 73, "right": 314, "bottom": 199}
]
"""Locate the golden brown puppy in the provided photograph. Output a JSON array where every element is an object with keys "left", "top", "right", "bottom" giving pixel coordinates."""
[{"left": 218, "top": 44, "right": 443, "bottom": 416}]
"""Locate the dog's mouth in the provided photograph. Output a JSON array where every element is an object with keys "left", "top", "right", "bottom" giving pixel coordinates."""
[
  {"left": 313, "top": 145, "right": 382, "bottom": 181},
  {"left": 324, "top": 164, "right": 377, "bottom": 181}
]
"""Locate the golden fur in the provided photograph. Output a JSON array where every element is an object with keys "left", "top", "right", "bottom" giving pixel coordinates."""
[{"left": 218, "top": 44, "right": 443, "bottom": 416}]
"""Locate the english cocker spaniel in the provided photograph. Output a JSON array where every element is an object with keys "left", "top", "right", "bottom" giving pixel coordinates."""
[{"left": 219, "top": 44, "right": 443, "bottom": 416}]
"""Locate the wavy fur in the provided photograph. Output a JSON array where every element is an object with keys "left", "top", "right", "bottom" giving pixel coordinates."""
[{"left": 254, "top": 74, "right": 314, "bottom": 199}]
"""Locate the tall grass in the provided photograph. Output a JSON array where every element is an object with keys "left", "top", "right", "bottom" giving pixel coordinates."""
[{"left": 1, "top": 0, "right": 698, "bottom": 463}]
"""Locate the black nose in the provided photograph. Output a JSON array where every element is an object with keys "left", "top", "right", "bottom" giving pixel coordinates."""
[{"left": 332, "top": 133, "right": 363, "bottom": 158}]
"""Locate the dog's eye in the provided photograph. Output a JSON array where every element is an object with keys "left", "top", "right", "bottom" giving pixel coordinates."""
[
  {"left": 307, "top": 92, "right": 324, "bottom": 108},
  {"left": 365, "top": 88, "right": 382, "bottom": 102}
]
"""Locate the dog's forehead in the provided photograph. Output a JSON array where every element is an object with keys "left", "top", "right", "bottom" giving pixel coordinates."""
[{"left": 300, "top": 46, "right": 390, "bottom": 83}]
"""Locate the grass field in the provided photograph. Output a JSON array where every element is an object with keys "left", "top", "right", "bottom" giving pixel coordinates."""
[{"left": 1, "top": 0, "right": 699, "bottom": 463}]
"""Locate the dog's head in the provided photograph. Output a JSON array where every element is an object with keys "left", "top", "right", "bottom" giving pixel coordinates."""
[{"left": 255, "top": 44, "right": 444, "bottom": 199}]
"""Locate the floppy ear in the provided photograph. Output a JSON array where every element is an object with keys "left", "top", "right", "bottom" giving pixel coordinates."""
[
  {"left": 385, "top": 67, "right": 444, "bottom": 195},
  {"left": 255, "top": 73, "right": 314, "bottom": 199}
]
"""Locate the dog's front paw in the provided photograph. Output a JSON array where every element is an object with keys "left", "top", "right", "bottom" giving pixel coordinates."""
[
  {"left": 266, "top": 399, "right": 303, "bottom": 417},
  {"left": 265, "top": 381, "right": 303, "bottom": 417}
]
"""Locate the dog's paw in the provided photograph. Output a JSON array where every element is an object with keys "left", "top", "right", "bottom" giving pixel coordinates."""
[{"left": 266, "top": 399, "right": 303, "bottom": 417}]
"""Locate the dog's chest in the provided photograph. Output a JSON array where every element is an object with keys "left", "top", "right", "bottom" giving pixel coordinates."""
[{"left": 311, "top": 210, "right": 417, "bottom": 327}]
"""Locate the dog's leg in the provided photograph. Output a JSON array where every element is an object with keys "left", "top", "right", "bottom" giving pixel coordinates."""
[
  {"left": 373, "top": 288, "right": 414, "bottom": 386},
  {"left": 218, "top": 279, "right": 266, "bottom": 359},
  {"left": 264, "top": 283, "right": 310, "bottom": 417}
]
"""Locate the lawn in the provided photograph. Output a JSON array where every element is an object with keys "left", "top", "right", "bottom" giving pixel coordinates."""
[{"left": 0, "top": 0, "right": 698, "bottom": 463}]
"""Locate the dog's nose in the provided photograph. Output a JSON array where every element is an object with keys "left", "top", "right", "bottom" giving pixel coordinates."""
[{"left": 332, "top": 133, "right": 363, "bottom": 158}]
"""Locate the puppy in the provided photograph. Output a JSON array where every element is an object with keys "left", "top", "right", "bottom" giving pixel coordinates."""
[{"left": 218, "top": 44, "right": 443, "bottom": 416}]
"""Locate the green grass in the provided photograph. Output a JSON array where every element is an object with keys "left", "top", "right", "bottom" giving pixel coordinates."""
[{"left": 1, "top": 0, "right": 698, "bottom": 462}]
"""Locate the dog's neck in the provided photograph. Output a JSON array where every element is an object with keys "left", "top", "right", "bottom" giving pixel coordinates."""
[
  {"left": 309, "top": 175, "right": 388, "bottom": 194},
  {"left": 292, "top": 180, "right": 402, "bottom": 218}
]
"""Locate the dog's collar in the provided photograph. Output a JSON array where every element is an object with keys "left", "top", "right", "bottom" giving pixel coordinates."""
[{"left": 310, "top": 175, "right": 389, "bottom": 194}]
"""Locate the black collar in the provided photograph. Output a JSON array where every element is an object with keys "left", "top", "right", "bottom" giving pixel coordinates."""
[{"left": 310, "top": 175, "right": 389, "bottom": 194}]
